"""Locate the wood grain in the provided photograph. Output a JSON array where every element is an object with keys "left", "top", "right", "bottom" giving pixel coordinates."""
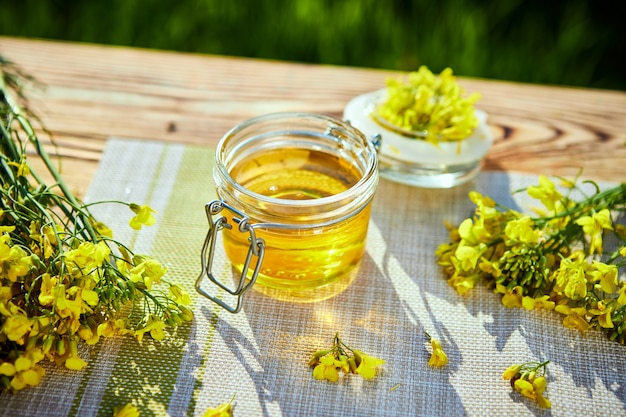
[{"left": 1, "top": 36, "right": 625, "bottom": 195}]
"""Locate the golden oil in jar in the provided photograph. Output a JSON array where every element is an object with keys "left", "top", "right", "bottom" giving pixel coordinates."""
[
  {"left": 223, "top": 147, "right": 372, "bottom": 301},
  {"left": 204, "top": 112, "right": 379, "bottom": 308}
]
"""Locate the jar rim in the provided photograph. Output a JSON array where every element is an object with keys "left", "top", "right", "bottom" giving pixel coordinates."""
[{"left": 214, "top": 112, "right": 379, "bottom": 209}]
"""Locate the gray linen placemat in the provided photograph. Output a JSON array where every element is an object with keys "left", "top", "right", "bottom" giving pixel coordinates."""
[{"left": 1, "top": 138, "right": 624, "bottom": 417}]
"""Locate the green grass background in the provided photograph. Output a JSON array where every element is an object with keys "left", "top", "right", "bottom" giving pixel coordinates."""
[{"left": 0, "top": 0, "right": 624, "bottom": 90}]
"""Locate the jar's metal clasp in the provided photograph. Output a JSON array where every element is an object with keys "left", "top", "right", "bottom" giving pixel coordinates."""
[
  {"left": 195, "top": 200, "right": 265, "bottom": 313},
  {"left": 342, "top": 119, "right": 382, "bottom": 153},
  {"left": 370, "top": 133, "right": 382, "bottom": 152}
]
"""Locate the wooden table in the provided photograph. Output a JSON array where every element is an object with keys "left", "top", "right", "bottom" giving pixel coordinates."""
[{"left": 1, "top": 36, "right": 625, "bottom": 196}]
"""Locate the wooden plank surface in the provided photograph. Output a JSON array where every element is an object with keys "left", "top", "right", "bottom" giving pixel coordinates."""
[{"left": 1, "top": 36, "right": 625, "bottom": 195}]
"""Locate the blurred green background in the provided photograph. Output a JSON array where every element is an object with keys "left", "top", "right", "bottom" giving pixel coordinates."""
[{"left": 1, "top": 0, "right": 624, "bottom": 90}]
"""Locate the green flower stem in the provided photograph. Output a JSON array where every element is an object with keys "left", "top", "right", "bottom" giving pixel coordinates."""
[
  {"left": 0, "top": 78, "right": 99, "bottom": 243},
  {"left": 534, "top": 183, "right": 626, "bottom": 228}
]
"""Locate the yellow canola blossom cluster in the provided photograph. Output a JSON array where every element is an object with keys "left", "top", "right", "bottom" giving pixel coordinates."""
[
  {"left": 1, "top": 63, "right": 193, "bottom": 393},
  {"left": 308, "top": 333, "right": 385, "bottom": 382},
  {"left": 436, "top": 174, "right": 626, "bottom": 344},
  {"left": 0, "top": 203, "right": 193, "bottom": 393},
  {"left": 375, "top": 66, "right": 481, "bottom": 145},
  {"left": 502, "top": 361, "right": 551, "bottom": 409}
]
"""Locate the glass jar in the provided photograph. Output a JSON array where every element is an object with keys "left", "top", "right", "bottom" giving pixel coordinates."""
[{"left": 196, "top": 112, "right": 379, "bottom": 312}]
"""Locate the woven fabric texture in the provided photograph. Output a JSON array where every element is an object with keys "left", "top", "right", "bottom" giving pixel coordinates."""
[{"left": 1, "top": 138, "right": 624, "bottom": 417}]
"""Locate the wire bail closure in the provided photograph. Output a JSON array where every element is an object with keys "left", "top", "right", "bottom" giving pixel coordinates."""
[{"left": 195, "top": 200, "right": 265, "bottom": 313}]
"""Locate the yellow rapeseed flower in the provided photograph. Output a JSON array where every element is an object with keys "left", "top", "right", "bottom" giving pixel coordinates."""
[
  {"left": 500, "top": 285, "right": 523, "bottom": 309},
  {"left": 114, "top": 403, "right": 140, "bottom": 417},
  {"left": 0, "top": 237, "right": 31, "bottom": 282},
  {"left": 134, "top": 315, "right": 166, "bottom": 341},
  {"left": 447, "top": 271, "right": 481, "bottom": 295},
  {"left": 309, "top": 333, "right": 385, "bottom": 383},
  {"left": 521, "top": 295, "right": 555, "bottom": 311},
  {"left": 64, "top": 241, "right": 111, "bottom": 276},
  {"left": 202, "top": 398, "right": 234, "bottom": 417},
  {"left": 562, "top": 315, "right": 592, "bottom": 333},
  {"left": 37, "top": 273, "right": 58, "bottom": 306},
  {"left": 313, "top": 356, "right": 341, "bottom": 382},
  {"left": 2, "top": 314, "right": 32, "bottom": 343},
  {"left": 1, "top": 304, "right": 32, "bottom": 343},
  {"left": 552, "top": 253, "right": 589, "bottom": 300},
  {"left": 504, "top": 216, "right": 539, "bottom": 245},
  {"left": 597, "top": 311, "right": 614, "bottom": 329},
  {"left": 65, "top": 355, "right": 88, "bottom": 371},
  {"left": 78, "top": 324, "right": 99, "bottom": 345},
  {"left": 502, "top": 364, "right": 521, "bottom": 380},
  {"left": 587, "top": 261, "right": 618, "bottom": 294},
  {"left": 129, "top": 204, "right": 157, "bottom": 230},
  {"left": 129, "top": 257, "right": 167, "bottom": 290},
  {"left": 514, "top": 379, "right": 536, "bottom": 400},
  {"left": 454, "top": 243, "right": 487, "bottom": 271},
  {"left": 63, "top": 339, "right": 88, "bottom": 371},
  {"left": 575, "top": 209, "right": 613, "bottom": 254},
  {"left": 7, "top": 160, "right": 30, "bottom": 177},
  {"left": 1, "top": 349, "right": 46, "bottom": 392},
  {"left": 426, "top": 337, "right": 448, "bottom": 367},
  {"left": 169, "top": 284, "right": 191, "bottom": 305},
  {"left": 503, "top": 361, "right": 551, "bottom": 408},
  {"left": 9, "top": 365, "right": 45, "bottom": 391},
  {"left": 527, "top": 175, "right": 563, "bottom": 212},
  {"left": 353, "top": 350, "right": 386, "bottom": 378},
  {"left": 513, "top": 377, "right": 551, "bottom": 408}
]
